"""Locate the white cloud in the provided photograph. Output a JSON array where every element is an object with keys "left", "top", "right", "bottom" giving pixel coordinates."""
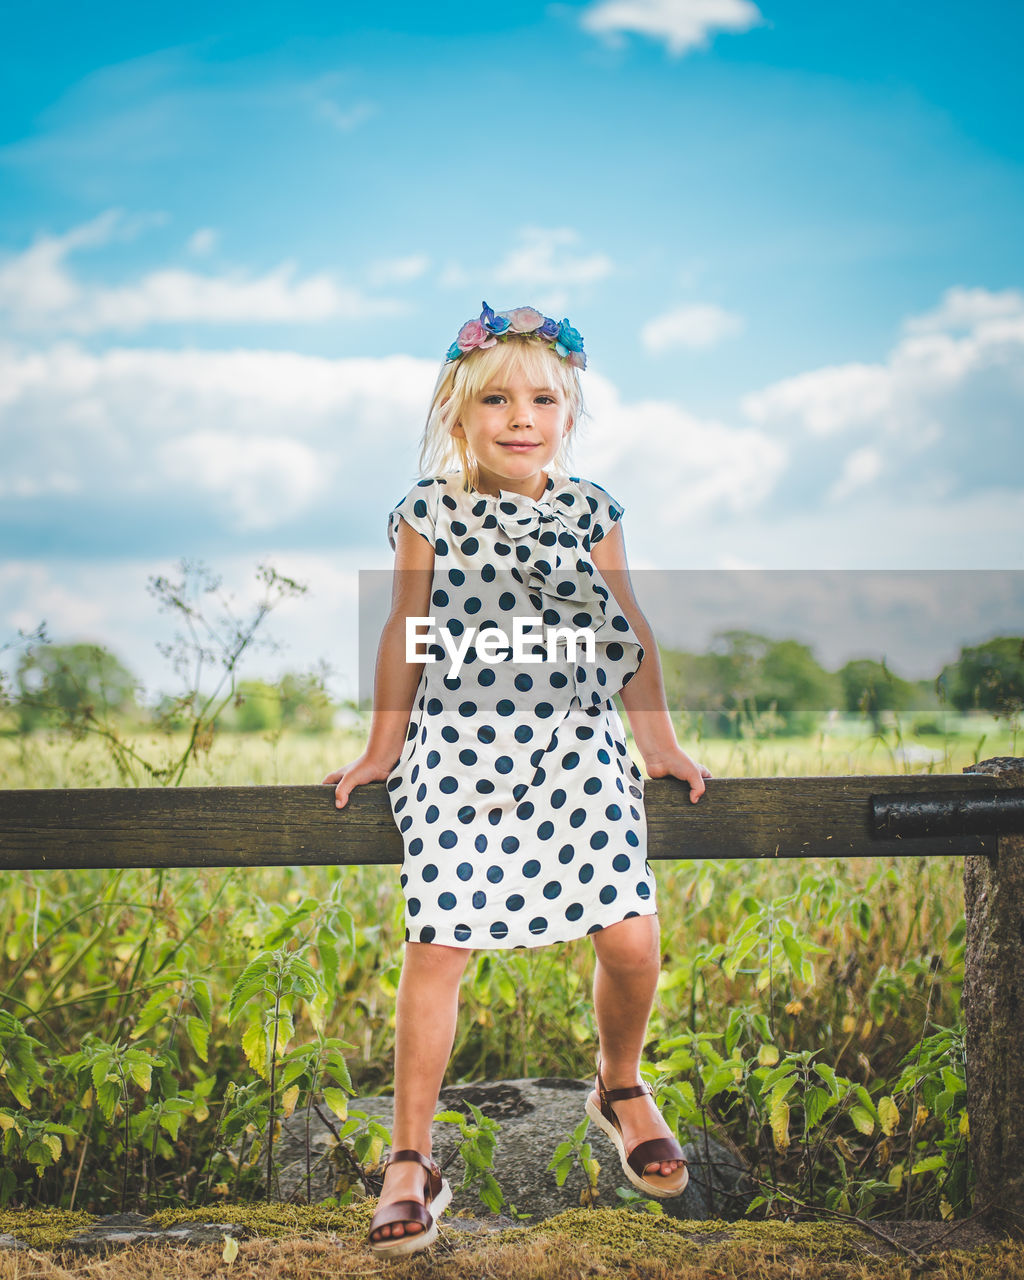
[
  {"left": 315, "top": 99, "right": 376, "bottom": 133},
  {"left": 0, "top": 341, "right": 438, "bottom": 531},
  {"left": 740, "top": 285, "right": 1024, "bottom": 519},
  {"left": 827, "top": 446, "right": 883, "bottom": 501},
  {"left": 578, "top": 371, "right": 786, "bottom": 537},
  {"left": 367, "top": 254, "right": 431, "bottom": 286},
  {"left": 186, "top": 227, "right": 219, "bottom": 256},
  {"left": 581, "top": 0, "right": 763, "bottom": 56},
  {"left": 0, "top": 212, "right": 402, "bottom": 334},
  {"left": 641, "top": 302, "right": 744, "bottom": 352},
  {"left": 493, "top": 227, "right": 613, "bottom": 293},
  {"left": 158, "top": 432, "right": 328, "bottom": 531},
  {"left": 903, "top": 285, "right": 1024, "bottom": 335},
  {"left": 743, "top": 363, "right": 894, "bottom": 438},
  {"left": 742, "top": 286, "right": 1024, "bottom": 447}
]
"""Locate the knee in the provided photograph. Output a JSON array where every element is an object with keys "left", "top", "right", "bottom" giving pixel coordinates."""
[
  {"left": 403, "top": 940, "right": 473, "bottom": 982},
  {"left": 593, "top": 919, "right": 660, "bottom": 976}
]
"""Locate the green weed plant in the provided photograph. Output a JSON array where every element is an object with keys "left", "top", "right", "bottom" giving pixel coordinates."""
[{"left": 0, "top": 575, "right": 1013, "bottom": 1223}]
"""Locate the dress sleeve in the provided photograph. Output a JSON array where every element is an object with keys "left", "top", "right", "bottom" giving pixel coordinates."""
[
  {"left": 585, "top": 480, "right": 626, "bottom": 545},
  {"left": 387, "top": 479, "right": 440, "bottom": 551}
]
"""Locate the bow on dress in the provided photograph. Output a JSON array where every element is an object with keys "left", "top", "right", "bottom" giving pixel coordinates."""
[{"left": 480, "top": 484, "right": 645, "bottom": 711}]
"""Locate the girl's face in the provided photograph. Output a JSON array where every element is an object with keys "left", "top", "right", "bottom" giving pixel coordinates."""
[{"left": 451, "top": 368, "right": 571, "bottom": 500}]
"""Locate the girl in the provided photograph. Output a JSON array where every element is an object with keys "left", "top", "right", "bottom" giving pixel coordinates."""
[{"left": 324, "top": 302, "right": 710, "bottom": 1257}]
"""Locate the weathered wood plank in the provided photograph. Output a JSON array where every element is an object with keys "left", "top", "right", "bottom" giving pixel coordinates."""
[{"left": 0, "top": 773, "right": 1002, "bottom": 870}]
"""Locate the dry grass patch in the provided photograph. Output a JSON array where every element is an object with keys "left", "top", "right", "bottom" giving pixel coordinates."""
[
  {"left": 1, "top": 1235, "right": 1023, "bottom": 1280},
  {"left": 1, "top": 1207, "right": 1023, "bottom": 1280}
]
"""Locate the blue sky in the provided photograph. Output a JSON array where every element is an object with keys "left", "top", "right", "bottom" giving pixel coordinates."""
[{"left": 1, "top": 1, "right": 1022, "bottom": 698}]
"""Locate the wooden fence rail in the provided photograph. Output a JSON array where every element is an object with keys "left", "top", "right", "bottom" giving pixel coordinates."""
[
  {"left": 1, "top": 758, "right": 1022, "bottom": 1232},
  {"left": 0, "top": 772, "right": 1012, "bottom": 871}
]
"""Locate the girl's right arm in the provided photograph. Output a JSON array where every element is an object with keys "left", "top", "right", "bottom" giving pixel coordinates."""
[{"left": 322, "top": 518, "right": 435, "bottom": 808}]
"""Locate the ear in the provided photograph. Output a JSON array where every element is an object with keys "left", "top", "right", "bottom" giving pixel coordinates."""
[{"left": 450, "top": 422, "right": 466, "bottom": 439}]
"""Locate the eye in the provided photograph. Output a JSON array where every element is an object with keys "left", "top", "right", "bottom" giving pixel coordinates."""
[
  {"left": 482, "top": 394, "right": 505, "bottom": 405},
  {"left": 536, "top": 396, "right": 556, "bottom": 404}
]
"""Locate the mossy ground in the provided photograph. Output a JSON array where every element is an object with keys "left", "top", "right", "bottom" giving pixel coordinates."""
[{"left": 2, "top": 1206, "right": 1022, "bottom": 1279}]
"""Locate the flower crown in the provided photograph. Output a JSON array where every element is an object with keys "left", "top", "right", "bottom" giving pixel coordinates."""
[{"left": 445, "top": 301, "right": 586, "bottom": 370}]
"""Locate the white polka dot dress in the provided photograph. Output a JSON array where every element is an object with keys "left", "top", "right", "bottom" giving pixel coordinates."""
[{"left": 385, "top": 473, "right": 656, "bottom": 950}]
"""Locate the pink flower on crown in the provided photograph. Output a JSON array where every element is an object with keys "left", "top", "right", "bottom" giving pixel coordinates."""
[
  {"left": 505, "top": 306, "right": 545, "bottom": 333},
  {"left": 456, "top": 319, "right": 497, "bottom": 353}
]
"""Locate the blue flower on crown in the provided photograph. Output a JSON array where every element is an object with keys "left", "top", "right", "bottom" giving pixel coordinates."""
[
  {"left": 444, "top": 301, "right": 586, "bottom": 370},
  {"left": 554, "top": 319, "right": 584, "bottom": 358},
  {"left": 481, "top": 302, "right": 512, "bottom": 336}
]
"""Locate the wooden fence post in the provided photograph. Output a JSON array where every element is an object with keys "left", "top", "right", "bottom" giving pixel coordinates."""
[{"left": 962, "top": 755, "right": 1024, "bottom": 1234}]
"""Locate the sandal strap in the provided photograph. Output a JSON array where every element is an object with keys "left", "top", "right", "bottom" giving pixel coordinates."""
[
  {"left": 369, "top": 1198, "right": 433, "bottom": 1235},
  {"left": 627, "top": 1136, "right": 687, "bottom": 1179},
  {"left": 596, "top": 1062, "right": 654, "bottom": 1119},
  {"left": 384, "top": 1149, "right": 443, "bottom": 1199},
  {"left": 601, "top": 1082, "right": 653, "bottom": 1104}
]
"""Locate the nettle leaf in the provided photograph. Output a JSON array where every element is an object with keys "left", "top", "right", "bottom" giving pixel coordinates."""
[
  {"left": 192, "top": 978, "right": 212, "bottom": 1024},
  {"left": 850, "top": 1105, "right": 875, "bottom": 1136},
  {"left": 814, "top": 1063, "right": 840, "bottom": 1097},
  {"left": 324, "top": 1052, "right": 352, "bottom": 1093},
  {"left": 853, "top": 1085, "right": 879, "bottom": 1122},
  {"left": 782, "top": 934, "right": 804, "bottom": 972},
  {"left": 280, "top": 1058, "right": 308, "bottom": 1090},
  {"left": 770, "top": 1098, "right": 790, "bottom": 1153},
  {"left": 241, "top": 1023, "right": 268, "bottom": 1079},
  {"left": 96, "top": 1081, "right": 120, "bottom": 1123},
  {"left": 878, "top": 1095, "right": 900, "bottom": 1136},
  {"left": 130, "top": 990, "right": 174, "bottom": 1041},
  {"left": 128, "top": 1059, "right": 152, "bottom": 1092},
  {"left": 185, "top": 1016, "right": 209, "bottom": 1063},
  {"left": 701, "top": 1065, "right": 739, "bottom": 1104},
  {"left": 803, "top": 1085, "right": 833, "bottom": 1131},
  {"left": 159, "top": 1111, "right": 183, "bottom": 1140},
  {"left": 322, "top": 1088, "right": 348, "bottom": 1120},
  {"left": 316, "top": 929, "right": 339, "bottom": 994},
  {"left": 227, "top": 958, "right": 273, "bottom": 1024}
]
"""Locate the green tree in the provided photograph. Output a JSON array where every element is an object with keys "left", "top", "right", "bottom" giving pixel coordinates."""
[
  {"left": 759, "top": 639, "right": 838, "bottom": 734},
  {"left": 839, "top": 659, "right": 915, "bottom": 730},
  {"left": 15, "top": 643, "right": 139, "bottom": 732},
  {"left": 709, "top": 630, "right": 833, "bottom": 736},
  {"left": 939, "top": 637, "right": 1024, "bottom": 720},
  {"left": 278, "top": 670, "right": 334, "bottom": 732},
  {"left": 222, "top": 681, "right": 284, "bottom": 733}
]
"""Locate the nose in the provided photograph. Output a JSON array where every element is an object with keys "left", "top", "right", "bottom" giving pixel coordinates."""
[{"left": 510, "top": 400, "right": 535, "bottom": 427}]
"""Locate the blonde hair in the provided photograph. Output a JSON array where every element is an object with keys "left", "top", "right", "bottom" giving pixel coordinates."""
[{"left": 419, "top": 335, "right": 585, "bottom": 490}]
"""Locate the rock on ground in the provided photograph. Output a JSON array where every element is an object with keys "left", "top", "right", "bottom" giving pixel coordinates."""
[{"left": 273, "top": 1077, "right": 751, "bottom": 1221}]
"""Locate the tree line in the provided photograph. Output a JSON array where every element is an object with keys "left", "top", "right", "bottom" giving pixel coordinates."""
[{"left": 4, "top": 631, "right": 1021, "bottom": 738}]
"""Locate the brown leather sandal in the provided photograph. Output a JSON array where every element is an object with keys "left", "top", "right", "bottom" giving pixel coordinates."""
[
  {"left": 584, "top": 1062, "right": 689, "bottom": 1198},
  {"left": 368, "top": 1148, "right": 452, "bottom": 1257}
]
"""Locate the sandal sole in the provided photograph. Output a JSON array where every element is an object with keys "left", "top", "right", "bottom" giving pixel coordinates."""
[
  {"left": 369, "top": 1178, "right": 452, "bottom": 1257},
  {"left": 585, "top": 1095, "right": 689, "bottom": 1199}
]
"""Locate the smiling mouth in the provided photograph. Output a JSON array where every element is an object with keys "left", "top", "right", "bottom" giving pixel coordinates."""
[{"left": 499, "top": 442, "right": 538, "bottom": 449}]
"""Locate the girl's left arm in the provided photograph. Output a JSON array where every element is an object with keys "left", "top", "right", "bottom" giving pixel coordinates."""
[{"left": 591, "top": 523, "right": 711, "bottom": 802}]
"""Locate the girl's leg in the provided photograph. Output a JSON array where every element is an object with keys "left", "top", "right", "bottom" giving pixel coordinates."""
[
  {"left": 590, "top": 914, "right": 683, "bottom": 1179},
  {"left": 371, "top": 940, "right": 473, "bottom": 1243}
]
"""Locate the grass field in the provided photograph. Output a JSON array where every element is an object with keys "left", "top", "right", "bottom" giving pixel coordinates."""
[
  {"left": 0, "top": 711, "right": 1013, "bottom": 789},
  {"left": 0, "top": 716, "right": 1015, "bottom": 1219}
]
